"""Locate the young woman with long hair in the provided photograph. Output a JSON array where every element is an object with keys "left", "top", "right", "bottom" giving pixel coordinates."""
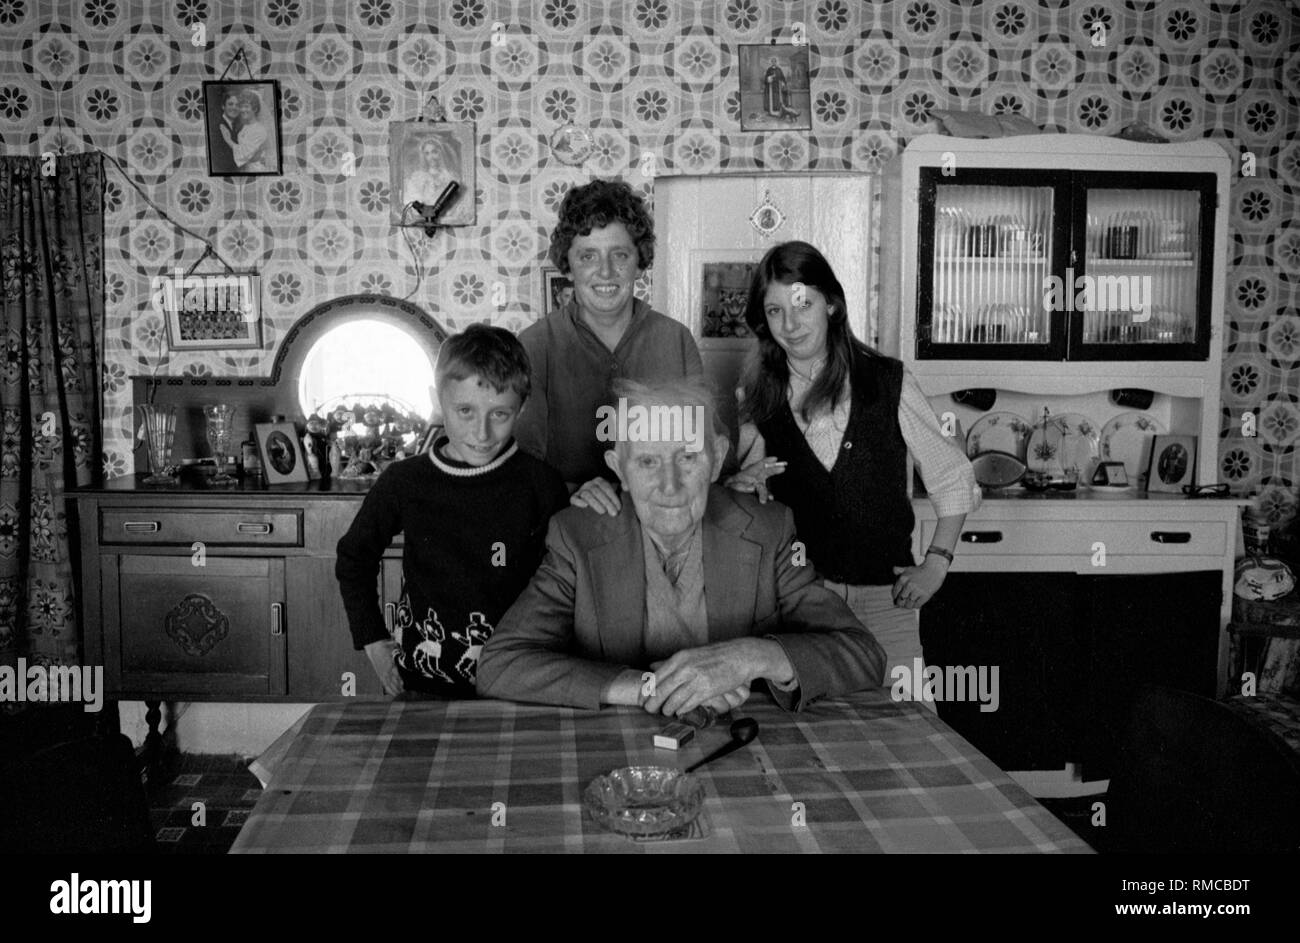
[{"left": 728, "top": 241, "right": 979, "bottom": 703}]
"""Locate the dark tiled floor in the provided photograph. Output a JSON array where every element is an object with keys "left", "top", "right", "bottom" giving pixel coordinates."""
[{"left": 146, "top": 754, "right": 262, "bottom": 854}]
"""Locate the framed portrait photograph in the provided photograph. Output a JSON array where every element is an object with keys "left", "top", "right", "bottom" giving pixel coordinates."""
[
  {"left": 255, "top": 421, "right": 309, "bottom": 485},
  {"left": 738, "top": 45, "right": 811, "bottom": 132},
  {"left": 1145, "top": 434, "right": 1197, "bottom": 493},
  {"left": 389, "top": 121, "right": 476, "bottom": 226},
  {"left": 158, "top": 271, "right": 262, "bottom": 351},
  {"left": 203, "top": 80, "right": 283, "bottom": 176},
  {"left": 541, "top": 267, "right": 574, "bottom": 315}
]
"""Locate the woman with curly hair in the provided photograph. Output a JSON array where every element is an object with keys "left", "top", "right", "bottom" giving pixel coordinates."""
[{"left": 516, "top": 178, "right": 702, "bottom": 503}]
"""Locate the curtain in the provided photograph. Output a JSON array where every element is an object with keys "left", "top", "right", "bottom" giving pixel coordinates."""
[{"left": 0, "top": 153, "right": 103, "bottom": 679}]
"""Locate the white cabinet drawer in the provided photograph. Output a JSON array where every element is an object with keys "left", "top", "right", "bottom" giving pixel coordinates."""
[{"left": 921, "top": 519, "right": 1227, "bottom": 557}]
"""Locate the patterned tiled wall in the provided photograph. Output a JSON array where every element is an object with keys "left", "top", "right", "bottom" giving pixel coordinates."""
[{"left": 0, "top": 0, "right": 1297, "bottom": 530}]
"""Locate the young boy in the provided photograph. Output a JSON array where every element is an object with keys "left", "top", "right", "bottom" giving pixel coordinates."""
[{"left": 336, "top": 324, "right": 569, "bottom": 697}]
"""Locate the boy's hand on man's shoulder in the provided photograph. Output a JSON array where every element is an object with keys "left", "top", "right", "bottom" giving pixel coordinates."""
[
  {"left": 569, "top": 476, "right": 621, "bottom": 516},
  {"left": 364, "top": 639, "right": 404, "bottom": 696}
]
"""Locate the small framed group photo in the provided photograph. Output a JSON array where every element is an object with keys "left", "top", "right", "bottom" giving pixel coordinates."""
[
  {"left": 1145, "top": 434, "right": 1197, "bottom": 493},
  {"left": 738, "top": 45, "right": 811, "bottom": 131},
  {"left": 389, "top": 120, "right": 476, "bottom": 226},
  {"left": 158, "top": 271, "right": 263, "bottom": 351},
  {"left": 541, "top": 267, "right": 574, "bottom": 315},
  {"left": 255, "top": 421, "right": 310, "bottom": 485},
  {"left": 203, "top": 80, "right": 283, "bottom": 176}
]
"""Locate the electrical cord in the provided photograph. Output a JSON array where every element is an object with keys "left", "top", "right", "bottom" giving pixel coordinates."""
[
  {"left": 399, "top": 202, "right": 426, "bottom": 301},
  {"left": 100, "top": 151, "right": 239, "bottom": 276}
]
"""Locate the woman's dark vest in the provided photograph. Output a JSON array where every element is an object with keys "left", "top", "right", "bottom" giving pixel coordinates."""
[{"left": 756, "top": 347, "right": 915, "bottom": 585}]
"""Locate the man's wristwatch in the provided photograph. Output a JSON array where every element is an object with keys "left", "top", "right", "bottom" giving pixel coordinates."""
[{"left": 925, "top": 545, "right": 954, "bottom": 564}]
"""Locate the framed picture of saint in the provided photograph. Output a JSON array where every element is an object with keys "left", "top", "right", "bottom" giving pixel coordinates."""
[
  {"left": 738, "top": 45, "right": 812, "bottom": 132},
  {"left": 388, "top": 121, "right": 476, "bottom": 226}
]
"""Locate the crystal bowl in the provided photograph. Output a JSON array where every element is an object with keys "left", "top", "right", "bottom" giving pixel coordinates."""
[{"left": 583, "top": 766, "right": 704, "bottom": 837}]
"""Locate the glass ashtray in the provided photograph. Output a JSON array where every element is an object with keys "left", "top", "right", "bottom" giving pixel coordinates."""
[{"left": 583, "top": 766, "right": 704, "bottom": 837}]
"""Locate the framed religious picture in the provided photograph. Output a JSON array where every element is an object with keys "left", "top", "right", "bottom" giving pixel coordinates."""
[
  {"left": 1145, "top": 434, "right": 1197, "bottom": 493},
  {"left": 203, "top": 80, "right": 283, "bottom": 176},
  {"left": 389, "top": 121, "right": 476, "bottom": 226},
  {"left": 541, "top": 267, "right": 574, "bottom": 315},
  {"left": 738, "top": 45, "right": 811, "bottom": 132},
  {"left": 156, "top": 270, "right": 262, "bottom": 351},
  {"left": 255, "top": 421, "right": 310, "bottom": 485},
  {"left": 699, "top": 261, "right": 756, "bottom": 338}
]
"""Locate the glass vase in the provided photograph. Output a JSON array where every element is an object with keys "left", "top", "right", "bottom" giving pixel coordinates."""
[
  {"left": 138, "top": 404, "right": 177, "bottom": 485},
  {"left": 204, "top": 403, "right": 237, "bottom": 486}
]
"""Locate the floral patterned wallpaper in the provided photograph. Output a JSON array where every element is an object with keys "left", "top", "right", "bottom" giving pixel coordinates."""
[{"left": 0, "top": 0, "right": 1297, "bottom": 534}]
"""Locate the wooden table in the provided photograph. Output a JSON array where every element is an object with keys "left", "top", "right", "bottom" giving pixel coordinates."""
[{"left": 230, "top": 691, "right": 1093, "bottom": 854}]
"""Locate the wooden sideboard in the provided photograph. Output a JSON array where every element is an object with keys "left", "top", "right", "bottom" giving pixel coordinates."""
[{"left": 72, "top": 475, "right": 396, "bottom": 705}]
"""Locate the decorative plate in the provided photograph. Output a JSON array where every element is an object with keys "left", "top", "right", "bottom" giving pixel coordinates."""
[
  {"left": 1099, "top": 411, "right": 1165, "bottom": 482},
  {"left": 966, "top": 411, "right": 1032, "bottom": 461},
  {"left": 1026, "top": 412, "right": 1100, "bottom": 478},
  {"left": 548, "top": 125, "right": 594, "bottom": 166}
]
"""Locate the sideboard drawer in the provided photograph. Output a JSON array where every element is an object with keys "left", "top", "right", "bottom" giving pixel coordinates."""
[
  {"left": 100, "top": 508, "right": 303, "bottom": 547},
  {"left": 921, "top": 519, "right": 1228, "bottom": 558}
]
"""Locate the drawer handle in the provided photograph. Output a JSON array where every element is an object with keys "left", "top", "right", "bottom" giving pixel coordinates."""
[
  {"left": 271, "top": 602, "right": 284, "bottom": 636},
  {"left": 384, "top": 603, "right": 396, "bottom": 633},
  {"left": 237, "top": 522, "right": 272, "bottom": 535},
  {"left": 122, "top": 521, "right": 160, "bottom": 534},
  {"left": 960, "top": 530, "right": 1003, "bottom": 544},
  {"left": 1150, "top": 531, "right": 1192, "bottom": 544}
]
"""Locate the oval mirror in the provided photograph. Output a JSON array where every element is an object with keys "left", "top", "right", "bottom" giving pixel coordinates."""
[
  {"left": 297, "top": 319, "right": 437, "bottom": 420},
  {"left": 268, "top": 294, "right": 447, "bottom": 424}
]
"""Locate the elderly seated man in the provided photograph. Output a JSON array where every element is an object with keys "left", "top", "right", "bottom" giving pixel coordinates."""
[{"left": 476, "top": 375, "right": 886, "bottom": 716}]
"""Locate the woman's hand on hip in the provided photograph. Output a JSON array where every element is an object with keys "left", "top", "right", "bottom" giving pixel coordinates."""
[
  {"left": 891, "top": 557, "right": 949, "bottom": 609},
  {"left": 724, "top": 457, "right": 787, "bottom": 503}
]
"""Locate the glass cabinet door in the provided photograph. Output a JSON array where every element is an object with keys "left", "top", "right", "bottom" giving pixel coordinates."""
[
  {"left": 917, "top": 169, "right": 1071, "bottom": 360},
  {"left": 1068, "top": 172, "right": 1216, "bottom": 360}
]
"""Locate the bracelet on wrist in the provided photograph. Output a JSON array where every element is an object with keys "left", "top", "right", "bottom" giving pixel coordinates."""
[{"left": 925, "top": 545, "right": 954, "bottom": 564}]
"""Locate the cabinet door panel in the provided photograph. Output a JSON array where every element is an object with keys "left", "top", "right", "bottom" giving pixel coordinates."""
[
  {"left": 286, "top": 556, "right": 383, "bottom": 699},
  {"left": 916, "top": 168, "right": 1071, "bottom": 360},
  {"left": 114, "top": 555, "right": 285, "bottom": 696},
  {"left": 1068, "top": 171, "right": 1216, "bottom": 360},
  {"left": 920, "top": 572, "right": 1082, "bottom": 771},
  {"left": 381, "top": 557, "right": 403, "bottom": 632},
  {"left": 1078, "top": 570, "right": 1222, "bottom": 778}
]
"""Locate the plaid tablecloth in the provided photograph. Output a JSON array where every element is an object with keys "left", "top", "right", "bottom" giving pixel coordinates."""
[{"left": 230, "top": 690, "right": 1092, "bottom": 854}]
